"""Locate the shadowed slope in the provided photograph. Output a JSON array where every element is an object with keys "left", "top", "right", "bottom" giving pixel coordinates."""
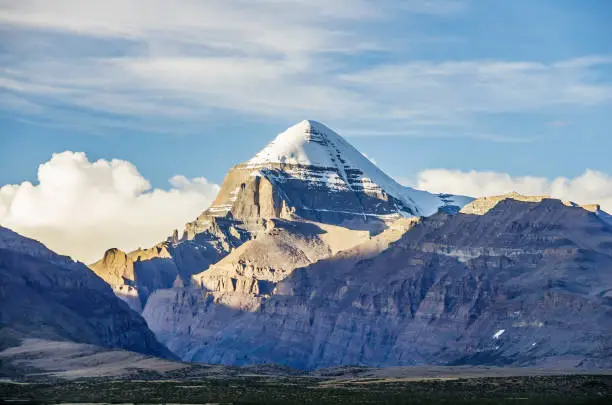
[
  {"left": 144, "top": 198, "right": 612, "bottom": 369},
  {"left": 0, "top": 226, "right": 175, "bottom": 359}
]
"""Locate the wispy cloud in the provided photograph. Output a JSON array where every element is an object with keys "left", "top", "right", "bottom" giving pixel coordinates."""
[
  {"left": 1, "top": 0, "right": 611, "bottom": 139},
  {"left": 340, "top": 59, "right": 612, "bottom": 116}
]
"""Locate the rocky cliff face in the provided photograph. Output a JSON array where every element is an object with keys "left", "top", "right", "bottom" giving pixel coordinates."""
[
  {"left": 90, "top": 216, "right": 256, "bottom": 310},
  {"left": 188, "top": 219, "right": 374, "bottom": 310},
  {"left": 0, "top": 226, "right": 175, "bottom": 359},
  {"left": 143, "top": 198, "right": 612, "bottom": 369}
]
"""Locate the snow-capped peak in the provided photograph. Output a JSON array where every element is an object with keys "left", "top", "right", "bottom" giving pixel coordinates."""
[
  {"left": 245, "top": 120, "right": 472, "bottom": 216},
  {"left": 247, "top": 120, "right": 348, "bottom": 167}
]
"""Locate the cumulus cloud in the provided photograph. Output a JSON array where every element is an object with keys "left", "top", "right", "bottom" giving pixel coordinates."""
[
  {"left": 408, "top": 169, "right": 612, "bottom": 212},
  {"left": 0, "top": 151, "right": 219, "bottom": 263}
]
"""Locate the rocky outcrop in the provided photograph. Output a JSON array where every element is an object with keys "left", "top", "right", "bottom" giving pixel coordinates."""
[
  {"left": 190, "top": 219, "right": 372, "bottom": 307},
  {"left": 143, "top": 199, "right": 612, "bottom": 369},
  {"left": 90, "top": 216, "right": 257, "bottom": 310},
  {"left": 0, "top": 226, "right": 174, "bottom": 359},
  {"left": 460, "top": 192, "right": 550, "bottom": 215}
]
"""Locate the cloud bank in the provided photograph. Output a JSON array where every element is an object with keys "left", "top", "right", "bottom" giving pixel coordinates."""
[
  {"left": 0, "top": 151, "right": 219, "bottom": 263},
  {"left": 411, "top": 169, "right": 612, "bottom": 212}
]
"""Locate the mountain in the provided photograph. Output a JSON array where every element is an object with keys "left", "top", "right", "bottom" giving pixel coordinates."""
[
  {"left": 91, "top": 120, "right": 471, "bottom": 309},
  {"left": 206, "top": 120, "right": 471, "bottom": 225},
  {"left": 86, "top": 120, "right": 612, "bottom": 370},
  {"left": 143, "top": 195, "right": 612, "bottom": 369},
  {"left": 0, "top": 226, "right": 174, "bottom": 359}
]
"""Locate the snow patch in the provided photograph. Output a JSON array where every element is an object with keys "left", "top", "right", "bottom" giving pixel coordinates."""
[{"left": 493, "top": 329, "right": 506, "bottom": 339}]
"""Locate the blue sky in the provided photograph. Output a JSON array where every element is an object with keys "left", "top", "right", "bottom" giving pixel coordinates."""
[
  {"left": 1, "top": 0, "right": 611, "bottom": 186},
  {"left": 1, "top": 0, "right": 612, "bottom": 261}
]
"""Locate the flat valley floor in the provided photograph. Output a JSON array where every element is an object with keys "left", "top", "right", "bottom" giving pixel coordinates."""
[{"left": 2, "top": 374, "right": 612, "bottom": 404}]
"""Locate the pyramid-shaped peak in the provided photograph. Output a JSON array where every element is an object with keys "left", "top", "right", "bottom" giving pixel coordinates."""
[
  {"left": 246, "top": 119, "right": 353, "bottom": 167},
  {"left": 206, "top": 120, "right": 473, "bottom": 223}
]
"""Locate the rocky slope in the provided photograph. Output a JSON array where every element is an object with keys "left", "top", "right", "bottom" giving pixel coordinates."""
[
  {"left": 0, "top": 226, "right": 174, "bottom": 359},
  {"left": 143, "top": 197, "right": 612, "bottom": 369},
  {"left": 143, "top": 216, "right": 418, "bottom": 359},
  {"left": 191, "top": 219, "right": 373, "bottom": 305},
  {"left": 90, "top": 216, "right": 255, "bottom": 311},
  {"left": 91, "top": 120, "right": 471, "bottom": 309}
]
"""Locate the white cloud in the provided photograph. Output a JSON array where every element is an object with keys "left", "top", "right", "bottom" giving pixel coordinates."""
[
  {"left": 0, "top": 0, "right": 385, "bottom": 59},
  {"left": 408, "top": 168, "right": 612, "bottom": 212},
  {"left": 0, "top": 151, "right": 219, "bottom": 263}
]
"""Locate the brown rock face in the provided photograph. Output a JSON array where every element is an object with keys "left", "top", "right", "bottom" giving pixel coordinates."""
[
  {"left": 91, "top": 248, "right": 135, "bottom": 286},
  {"left": 89, "top": 216, "right": 256, "bottom": 310},
  {"left": 460, "top": 192, "right": 550, "bottom": 215},
  {"left": 214, "top": 170, "right": 288, "bottom": 220},
  {"left": 191, "top": 219, "right": 372, "bottom": 305},
  {"left": 205, "top": 163, "right": 409, "bottom": 231}
]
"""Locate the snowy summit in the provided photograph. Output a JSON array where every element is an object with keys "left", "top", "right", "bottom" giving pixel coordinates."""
[{"left": 205, "top": 120, "right": 473, "bottom": 226}]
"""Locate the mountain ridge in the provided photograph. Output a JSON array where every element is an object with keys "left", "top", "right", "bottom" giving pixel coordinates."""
[
  {"left": 0, "top": 226, "right": 175, "bottom": 359},
  {"left": 144, "top": 197, "right": 612, "bottom": 369}
]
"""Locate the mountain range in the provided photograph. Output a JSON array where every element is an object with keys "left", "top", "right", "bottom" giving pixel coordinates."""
[{"left": 2, "top": 119, "right": 612, "bottom": 372}]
